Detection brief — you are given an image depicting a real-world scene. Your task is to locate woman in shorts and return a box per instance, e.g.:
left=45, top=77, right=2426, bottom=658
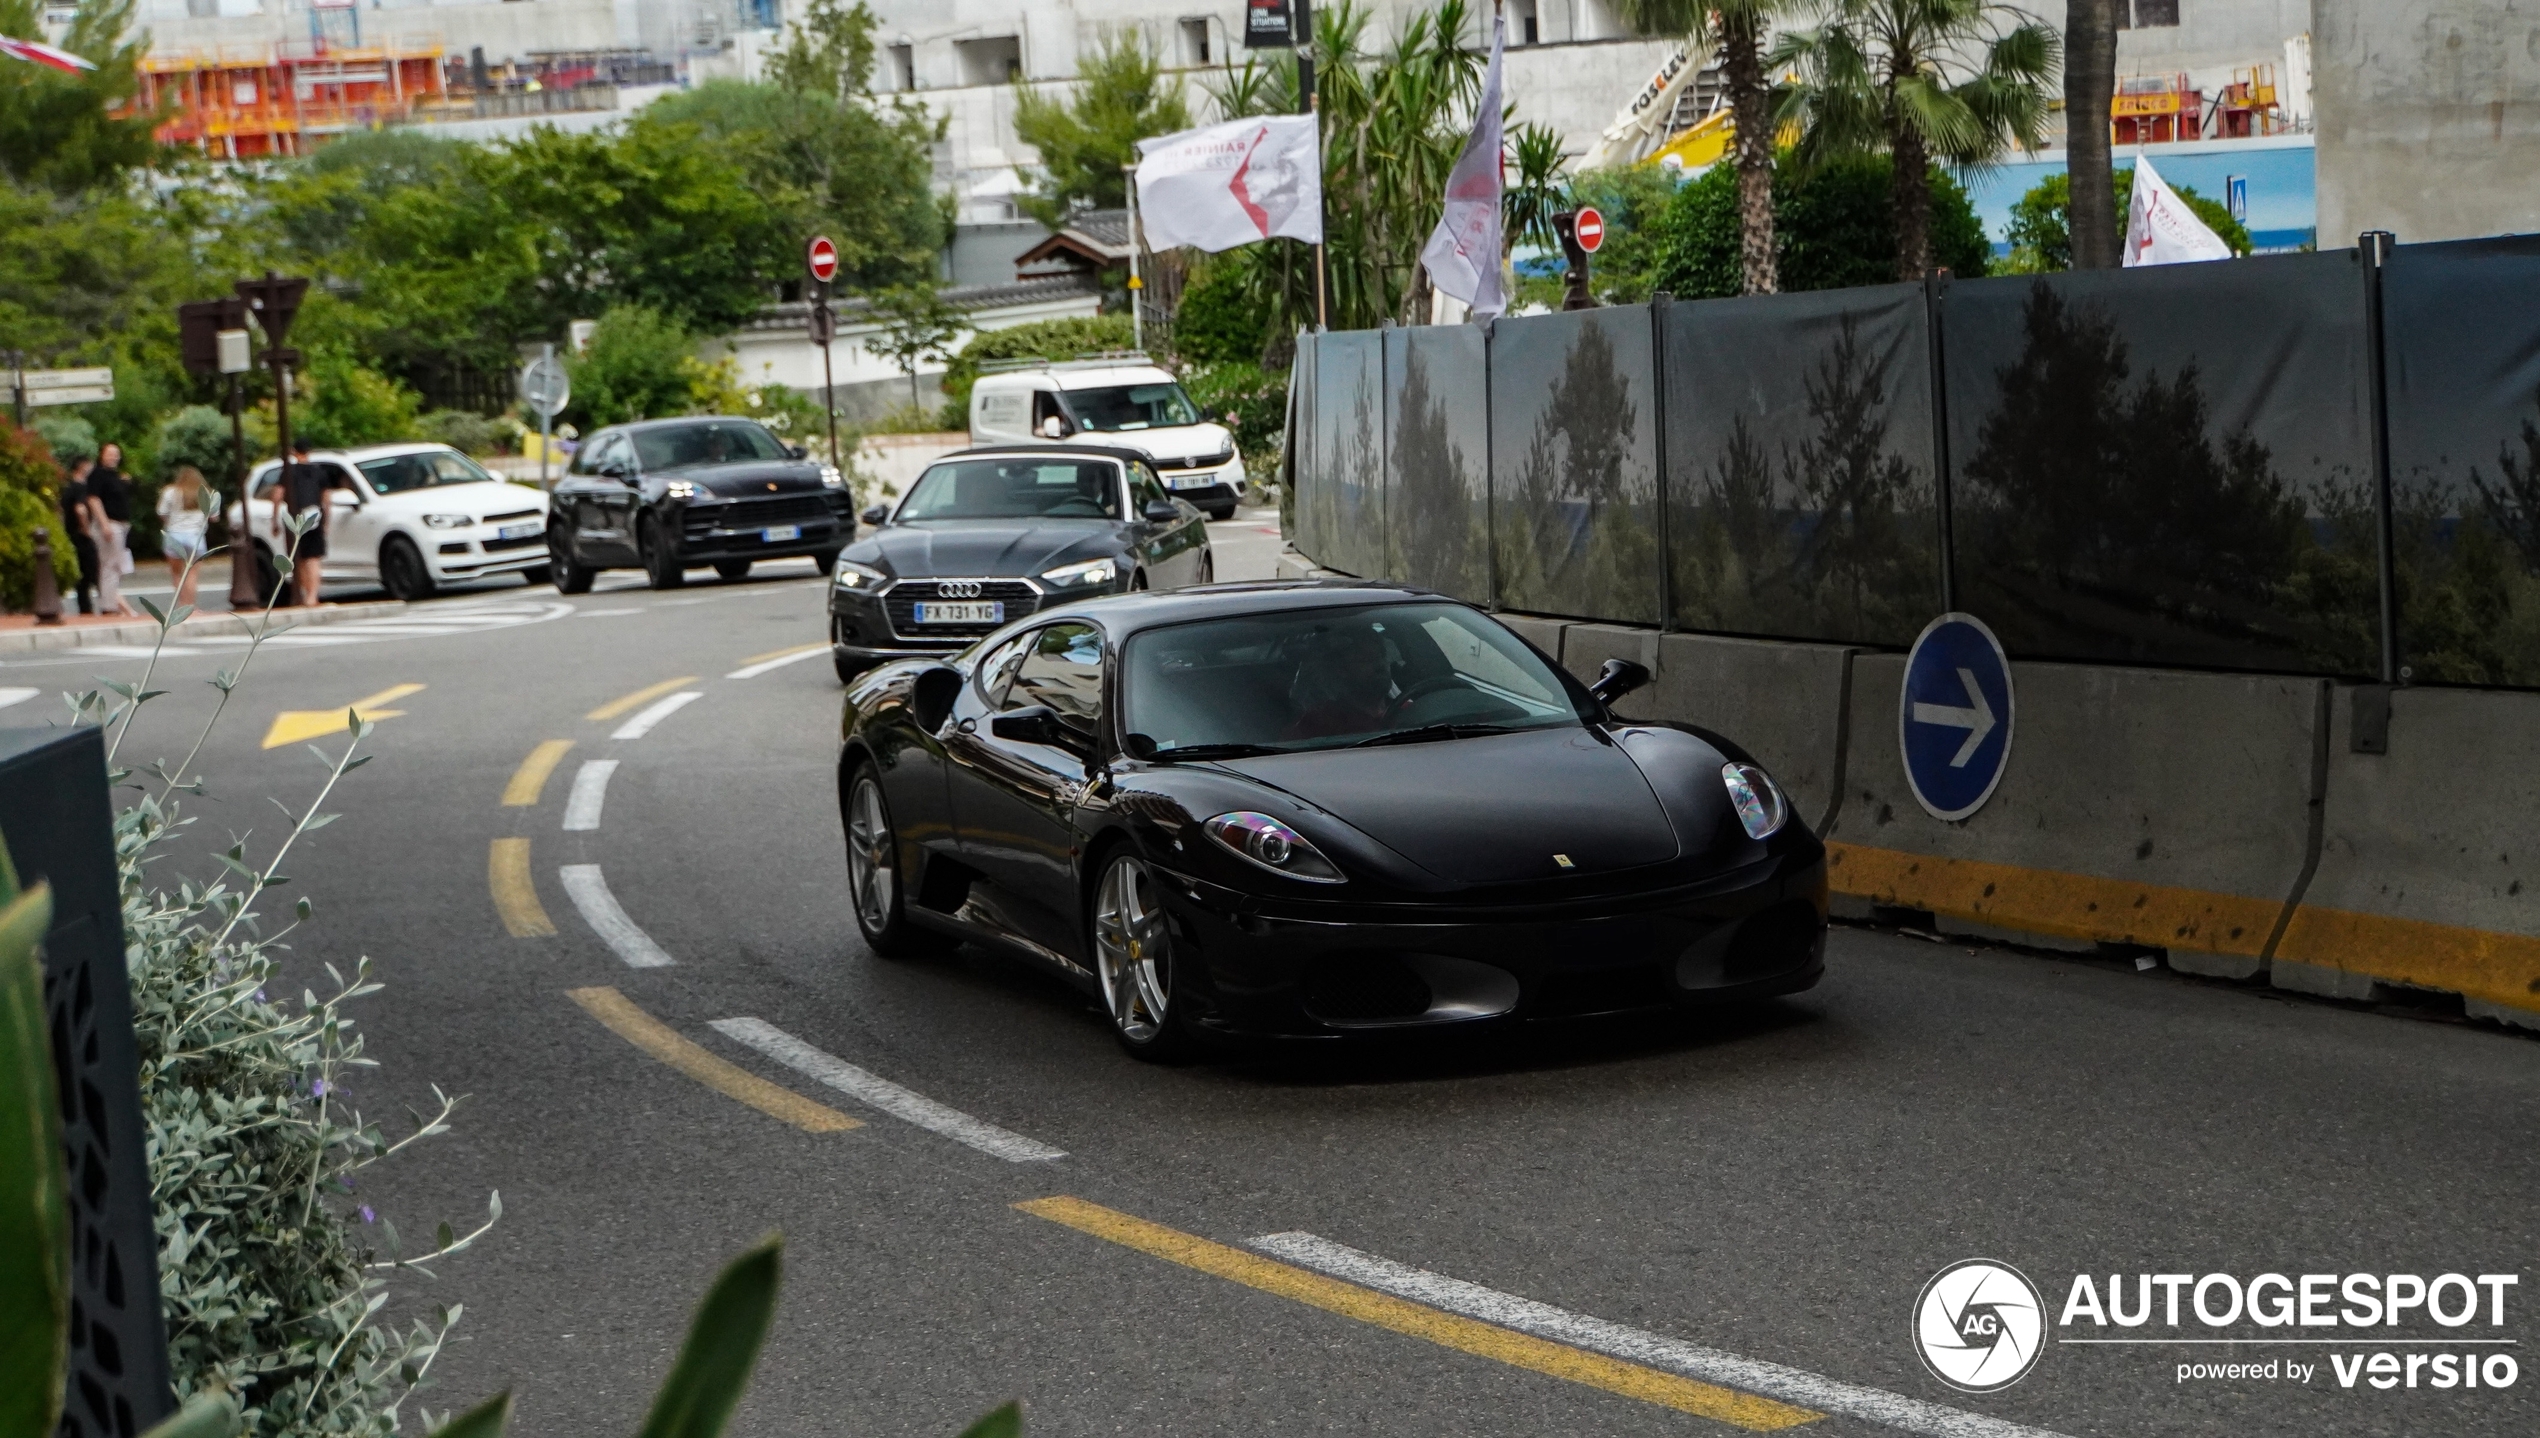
left=158, top=465, right=211, bottom=607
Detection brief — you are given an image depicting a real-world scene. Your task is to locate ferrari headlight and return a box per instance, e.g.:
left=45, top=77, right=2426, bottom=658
left=665, top=480, right=699, bottom=500
left=422, top=513, right=469, bottom=529
left=1040, top=556, right=1118, bottom=589
left=833, top=559, right=885, bottom=590
left=1203, top=811, right=1344, bottom=883
left=1721, top=763, right=1789, bottom=840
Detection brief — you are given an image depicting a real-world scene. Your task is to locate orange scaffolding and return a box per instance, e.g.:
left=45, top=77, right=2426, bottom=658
left=2112, top=73, right=2202, bottom=145
left=132, top=39, right=447, bottom=159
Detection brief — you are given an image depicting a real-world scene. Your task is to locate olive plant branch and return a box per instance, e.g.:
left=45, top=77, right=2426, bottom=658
left=161, top=516, right=312, bottom=799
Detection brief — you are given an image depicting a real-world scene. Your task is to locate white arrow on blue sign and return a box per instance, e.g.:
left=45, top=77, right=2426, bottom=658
left=1898, top=612, right=2015, bottom=822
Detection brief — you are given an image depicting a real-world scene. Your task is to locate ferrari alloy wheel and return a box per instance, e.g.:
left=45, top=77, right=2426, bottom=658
left=1091, top=853, right=1192, bottom=1061
left=846, top=769, right=943, bottom=958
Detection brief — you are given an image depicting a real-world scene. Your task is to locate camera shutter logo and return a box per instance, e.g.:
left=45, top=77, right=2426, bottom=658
left=1914, top=1259, right=2046, bottom=1392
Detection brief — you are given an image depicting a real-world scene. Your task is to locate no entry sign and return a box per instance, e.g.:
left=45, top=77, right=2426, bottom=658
left=806, top=235, right=839, bottom=285
left=1573, top=206, right=1605, bottom=254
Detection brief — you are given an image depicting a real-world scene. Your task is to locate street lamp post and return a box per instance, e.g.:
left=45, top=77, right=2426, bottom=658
left=235, top=272, right=310, bottom=601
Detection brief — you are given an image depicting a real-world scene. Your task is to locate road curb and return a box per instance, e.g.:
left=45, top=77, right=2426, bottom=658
left=0, top=600, right=409, bottom=656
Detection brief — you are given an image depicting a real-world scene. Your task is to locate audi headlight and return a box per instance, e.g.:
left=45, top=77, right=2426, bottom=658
left=1040, top=556, right=1117, bottom=589
left=1721, top=762, right=1789, bottom=840
left=665, top=480, right=699, bottom=500
left=819, top=464, right=845, bottom=489
left=1203, top=811, right=1345, bottom=883
left=422, top=513, right=469, bottom=529
left=833, top=559, right=886, bottom=590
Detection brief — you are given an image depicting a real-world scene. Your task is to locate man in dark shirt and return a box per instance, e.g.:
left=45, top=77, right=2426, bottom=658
left=57, top=455, right=98, bottom=614
left=87, top=441, right=139, bottom=615
left=275, top=438, right=348, bottom=608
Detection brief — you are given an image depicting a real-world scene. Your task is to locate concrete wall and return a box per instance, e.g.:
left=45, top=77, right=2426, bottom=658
left=2314, top=0, right=2540, bottom=243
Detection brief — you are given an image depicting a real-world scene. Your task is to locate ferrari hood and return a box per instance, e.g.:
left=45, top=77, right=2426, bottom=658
left=1221, top=726, right=1680, bottom=884
left=857, top=520, right=1120, bottom=579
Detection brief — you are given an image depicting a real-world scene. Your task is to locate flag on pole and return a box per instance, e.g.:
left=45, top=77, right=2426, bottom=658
left=2122, top=156, right=2233, bottom=267
left=0, top=36, right=97, bottom=72
left=1134, top=115, right=1324, bottom=253
left=1420, top=14, right=1509, bottom=320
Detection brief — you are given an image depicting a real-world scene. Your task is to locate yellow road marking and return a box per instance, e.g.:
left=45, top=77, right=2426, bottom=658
left=1015, top=1197, right=1818, bottom=1430
left=586, top=676, right=700, bottom=722
left=2275, top=904, right=2540, bottom=1014
left=489, top=837, right=555, bottom=937
left=567, top=987, right=860, bottom=1134
left=501, top=739, right=575, bottom=807
left=737, top=643, right=827, bottom=666
left=261, top=682, right=426, bottom=750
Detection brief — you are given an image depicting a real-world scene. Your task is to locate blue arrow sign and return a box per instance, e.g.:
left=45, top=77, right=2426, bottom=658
left=1899, top=613, right=2015, bottom=822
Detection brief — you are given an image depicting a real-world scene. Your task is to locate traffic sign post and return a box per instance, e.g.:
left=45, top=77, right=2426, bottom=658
left=519, top=346, right=570, bottom=488
left=1553, top=209, right=1599, bottom=311
left=1898, top=612, right=2016, bottom=822
left=806, top=236, right=841, bottom=476
left=181, top=295, right=259, bottom=603
left=1573, top=205, right=1605, bottom=253
left=237, top=272, right=311, bottom=598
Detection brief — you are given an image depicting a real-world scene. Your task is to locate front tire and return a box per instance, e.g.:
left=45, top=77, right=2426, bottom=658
left=845, top=766, right=948, bottom=959
left=640, top=515, right=685, bottom=590
left=380, top=535, right=436, bottom=601
left=1090, top=852, right=1197, bottom=1062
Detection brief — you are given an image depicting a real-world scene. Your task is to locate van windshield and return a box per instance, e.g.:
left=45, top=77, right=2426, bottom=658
left=1066, top=382, right=1201, bottom=432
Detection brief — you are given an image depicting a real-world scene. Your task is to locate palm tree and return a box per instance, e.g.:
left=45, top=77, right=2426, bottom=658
left=1773, top=0, right=2058, bottom=281
left=2063, top=0, right=2121, bottom=269
left=1611, top=0, right=1789, bottom=296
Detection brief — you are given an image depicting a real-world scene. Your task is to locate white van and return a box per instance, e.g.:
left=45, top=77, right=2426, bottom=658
left=968, top=355, right=1246, bottom=520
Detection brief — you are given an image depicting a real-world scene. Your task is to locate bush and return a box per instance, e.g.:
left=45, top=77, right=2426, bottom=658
left=1182, top=361, right=1286, bottom=484
left=938, top=315, right=1136, bottom=419
left=1171, top=265, right=1267, bottom=367
left=0, top=422, right=78, bottom=612
left=567, top=305, right=700, bottom=428
left=30, top=414, right=95, bottom=465
left=151, top=405, right=245, bottom=484
left=1649, top=153, right=1991, bottom=298
left=1563, top=163, right=1683, bottom=305
left=415, top=410, right=509, bottom=457
left=295, top=350, right=424, bottom=451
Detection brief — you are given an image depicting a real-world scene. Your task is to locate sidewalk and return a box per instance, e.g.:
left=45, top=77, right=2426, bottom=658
left=0, top=594, right=406, bottom=656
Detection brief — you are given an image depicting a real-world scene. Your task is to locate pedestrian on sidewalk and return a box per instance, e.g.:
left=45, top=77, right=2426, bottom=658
left=159, top=463, right=211, bottom=608
left=57, top=454, right=99, bottom=614
left=86, top=441, right=139, bottom=617
left=275, top=438, right=346, bottom=608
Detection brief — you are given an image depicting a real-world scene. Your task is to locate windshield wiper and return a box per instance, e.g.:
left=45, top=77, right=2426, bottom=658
left=1351, top=723, right=1519, bottom=748
left=1144, top=742, right=1292, bottom=760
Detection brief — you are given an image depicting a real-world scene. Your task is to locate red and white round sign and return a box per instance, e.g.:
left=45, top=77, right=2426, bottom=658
left=1573, top=206, right=1605, bottom=254
left=806, top=235, right=839, bottom=284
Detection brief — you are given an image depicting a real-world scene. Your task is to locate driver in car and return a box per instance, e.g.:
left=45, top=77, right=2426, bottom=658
left=1286, top=625, right=1401, bottom=740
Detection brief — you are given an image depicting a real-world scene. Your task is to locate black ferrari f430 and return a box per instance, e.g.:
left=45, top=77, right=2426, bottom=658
left=836, top=581, right=1828, bottom=1059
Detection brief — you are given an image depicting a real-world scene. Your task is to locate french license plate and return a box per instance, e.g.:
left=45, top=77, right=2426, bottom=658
left=1168, top=472, right=1215, bottom=490
left=497, top=522, right=541, bottom=541
left=914, top=601, right=1003, bottom=625
left=761, top=524, right=801, bottom=542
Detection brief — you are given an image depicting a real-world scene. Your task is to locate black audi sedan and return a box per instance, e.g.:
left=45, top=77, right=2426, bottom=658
left=826, top=444, right=1212, bottom=683
left=835, top=581, right=1827, bottom=1061
left=547, top=416, right=854, bottom=591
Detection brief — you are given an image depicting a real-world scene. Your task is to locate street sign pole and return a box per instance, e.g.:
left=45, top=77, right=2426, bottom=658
left=225, top=374, right=254, bottom=607
left=1125, top=162, right=1145, bottom=352
left=539, top=342, right=555, bottom=488
left=237, top=271, right=311, bottom=597
left=805, top=236, right=843, bottom=475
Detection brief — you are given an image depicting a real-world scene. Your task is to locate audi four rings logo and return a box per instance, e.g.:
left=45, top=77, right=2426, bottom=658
left=936, top=581, right=983, bottom=599
left=1915, top=1259, right=2047, bottom=1392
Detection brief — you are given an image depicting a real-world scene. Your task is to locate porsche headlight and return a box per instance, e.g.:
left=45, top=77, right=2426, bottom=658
left=422, top=513, right=470, bottom=529
left=833, top=559, right=886, bottom=590
left=819, top=464, right=846, bottom=489
left=1721, top=763, right=1789, bottom=840
left=1040, top=556, right=1118, bottom=589
left=665, top=480, right=699, bottom=500
left=1203, top=811, right=1344, bottom=883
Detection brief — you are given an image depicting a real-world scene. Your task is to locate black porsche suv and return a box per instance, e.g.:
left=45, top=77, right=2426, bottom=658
left=547, top=416, right=854, bottom=591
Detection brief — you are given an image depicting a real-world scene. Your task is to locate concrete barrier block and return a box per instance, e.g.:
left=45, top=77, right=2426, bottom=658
left=1554, top=623, right=1664, bottom=718
left=1615, top=631, right=1854, bottom=837
left=2273, top=686, right=2540, bottom=1020
left=1827, top=656, right=2327, bottom=962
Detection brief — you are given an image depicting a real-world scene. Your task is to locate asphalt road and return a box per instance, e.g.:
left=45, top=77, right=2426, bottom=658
left=8, top=512, right=2534, bottom=1438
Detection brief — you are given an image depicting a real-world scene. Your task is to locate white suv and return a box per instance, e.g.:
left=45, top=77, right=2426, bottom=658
left=968, top=357, right=1246, bottom=520
left=228, top=443, right=552, bottom=600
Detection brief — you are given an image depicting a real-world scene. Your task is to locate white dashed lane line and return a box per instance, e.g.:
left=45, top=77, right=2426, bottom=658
left=0, top=687, right=38, bottom=711
left=611, top=690, right=701, bottom=740
left=562, top=759, right=618, bottom=832
left=1246, top=1234, right=2076, bottom=1438
left=724, top=645, right=830, bottom=679
left=709, top=1018, right=1066, bottom=1163
left=559, top=864, right=675, bottom=968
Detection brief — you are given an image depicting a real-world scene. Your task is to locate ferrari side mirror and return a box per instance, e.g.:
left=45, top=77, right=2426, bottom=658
left=859, top=503, right=890, bottom=527
left=910, top=665, right=963, bottom=734
left=1590, top=658, right=1651, bottom=707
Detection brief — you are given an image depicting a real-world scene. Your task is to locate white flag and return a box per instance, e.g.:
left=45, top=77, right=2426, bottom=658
left=1134, top=115, right=1324, bottom=252
left=1421, top=15, right=1508, bottom=320
left=2121, top=156, right=2233, bottom=267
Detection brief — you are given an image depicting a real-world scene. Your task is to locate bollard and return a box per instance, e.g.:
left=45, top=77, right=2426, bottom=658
left=30, top=525, right=63, bottom=625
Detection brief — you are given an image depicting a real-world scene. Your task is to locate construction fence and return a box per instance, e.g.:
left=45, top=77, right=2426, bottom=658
left=1286, top=233, right=2540, bottom=691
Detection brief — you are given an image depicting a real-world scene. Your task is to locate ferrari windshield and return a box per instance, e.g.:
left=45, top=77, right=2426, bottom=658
left=899, top=458, right=1122, bottom=520
left=1066, top=382, right=1200, bottom=432
left=1121, top=602, right=1584, bottom=755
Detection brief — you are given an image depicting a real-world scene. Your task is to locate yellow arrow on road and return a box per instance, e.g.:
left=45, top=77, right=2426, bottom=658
left=262, top=683, right=426, bottom=749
